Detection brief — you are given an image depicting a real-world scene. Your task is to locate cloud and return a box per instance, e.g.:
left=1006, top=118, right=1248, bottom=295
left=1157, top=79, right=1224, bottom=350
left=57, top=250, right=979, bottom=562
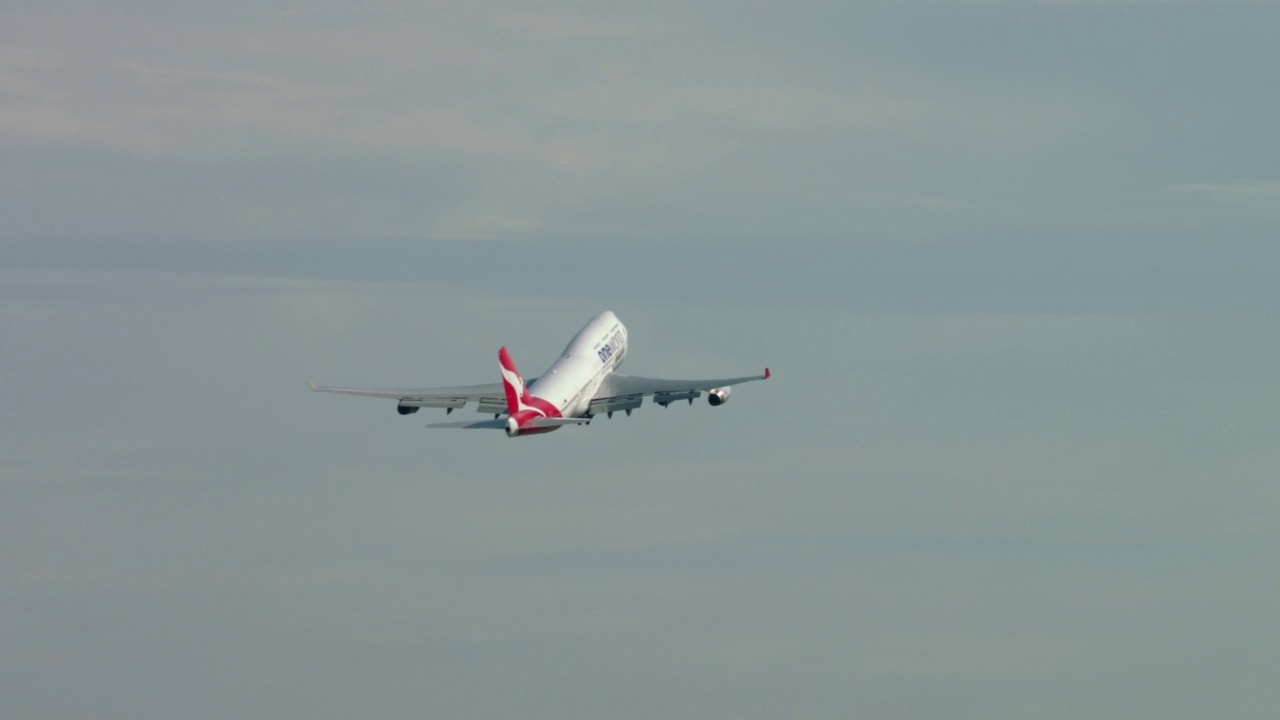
left=1, top=2, right=1122, bottom=240
left=3, top=3, right=1279, bottom=717
left=494, top=12, right=680, bottom=41
left=1173, top=179, right=1280, bottom=206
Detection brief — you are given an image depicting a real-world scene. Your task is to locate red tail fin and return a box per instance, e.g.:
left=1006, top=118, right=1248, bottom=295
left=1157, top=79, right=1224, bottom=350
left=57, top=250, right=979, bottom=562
left=498, top=346, right=526, bottom=416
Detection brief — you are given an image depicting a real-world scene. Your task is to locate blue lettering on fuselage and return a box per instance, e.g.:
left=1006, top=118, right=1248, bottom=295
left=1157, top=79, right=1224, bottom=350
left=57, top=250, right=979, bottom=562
left=597, top=329, right=625, bottom=364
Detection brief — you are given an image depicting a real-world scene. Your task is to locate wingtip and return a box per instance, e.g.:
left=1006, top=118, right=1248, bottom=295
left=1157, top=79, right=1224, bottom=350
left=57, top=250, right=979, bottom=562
left=764, top=367, right=771, bottom=380
left=306, top=380, right=318, bottom=392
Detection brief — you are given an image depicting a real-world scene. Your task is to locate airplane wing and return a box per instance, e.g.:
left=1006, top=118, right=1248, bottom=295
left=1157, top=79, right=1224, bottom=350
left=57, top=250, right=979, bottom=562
left=590, top=368, right=770, bottom=412
left=425, top=416, right=591, bottom=430
left=307, top=380, right=524, bottom=415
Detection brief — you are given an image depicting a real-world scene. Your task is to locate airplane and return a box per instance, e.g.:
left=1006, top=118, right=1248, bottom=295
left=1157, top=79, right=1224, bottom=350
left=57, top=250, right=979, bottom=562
left=308, top=311, right=770, bottom=437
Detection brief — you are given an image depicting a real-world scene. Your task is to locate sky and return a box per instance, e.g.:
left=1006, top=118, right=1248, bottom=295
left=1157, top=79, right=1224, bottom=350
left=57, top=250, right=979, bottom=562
left=2, top=2, right=1279, bottom=719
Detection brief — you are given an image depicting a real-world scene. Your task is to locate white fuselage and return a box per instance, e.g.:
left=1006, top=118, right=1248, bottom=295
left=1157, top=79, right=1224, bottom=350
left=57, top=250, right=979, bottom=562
left=526, top=311, right=628, bottom=418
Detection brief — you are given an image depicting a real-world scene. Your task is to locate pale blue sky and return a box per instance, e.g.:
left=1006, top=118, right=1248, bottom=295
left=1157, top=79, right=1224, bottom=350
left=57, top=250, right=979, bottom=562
left=2, top=2, right=1278, bottom=719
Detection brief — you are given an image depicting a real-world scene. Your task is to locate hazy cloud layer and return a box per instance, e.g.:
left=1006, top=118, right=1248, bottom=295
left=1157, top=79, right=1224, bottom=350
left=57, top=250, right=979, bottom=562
left=2, top=2, right=1278, bottom=719
left=2, top=1, right=1276, bottom=239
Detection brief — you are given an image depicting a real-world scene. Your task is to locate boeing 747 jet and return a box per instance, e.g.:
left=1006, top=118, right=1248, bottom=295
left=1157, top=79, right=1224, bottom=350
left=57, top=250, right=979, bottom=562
left=309, top=311, right=770, bottom=437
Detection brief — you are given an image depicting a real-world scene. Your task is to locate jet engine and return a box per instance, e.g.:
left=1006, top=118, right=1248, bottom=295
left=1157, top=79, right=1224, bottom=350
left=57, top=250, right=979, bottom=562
left=707, top=387, right=732, bottom=406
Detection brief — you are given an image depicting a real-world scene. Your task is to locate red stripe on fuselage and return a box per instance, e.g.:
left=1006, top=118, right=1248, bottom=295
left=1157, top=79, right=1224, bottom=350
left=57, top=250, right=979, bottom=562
left=508, top=408, right=560, bottom=436
left=523, top=395, right=561, bottom=418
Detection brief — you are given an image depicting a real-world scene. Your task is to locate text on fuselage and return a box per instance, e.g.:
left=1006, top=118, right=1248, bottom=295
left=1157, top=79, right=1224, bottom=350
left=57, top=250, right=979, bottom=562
left=597, top=329, right=625, bottom=364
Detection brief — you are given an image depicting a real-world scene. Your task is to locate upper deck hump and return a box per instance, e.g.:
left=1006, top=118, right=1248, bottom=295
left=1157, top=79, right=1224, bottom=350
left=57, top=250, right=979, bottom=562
left=562, top=310, right=623, bottom=357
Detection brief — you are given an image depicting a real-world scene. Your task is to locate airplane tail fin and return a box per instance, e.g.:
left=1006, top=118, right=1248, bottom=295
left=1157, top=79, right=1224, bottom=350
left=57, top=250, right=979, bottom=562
left=498, top=346, right=527, bottom=416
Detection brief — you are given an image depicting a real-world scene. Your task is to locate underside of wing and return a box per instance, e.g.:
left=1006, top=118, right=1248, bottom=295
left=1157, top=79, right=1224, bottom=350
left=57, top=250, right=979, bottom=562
left=307, top=380, right=517, bottom=415
left=593, top=369, right=769, bottom=399
left=589, top=368, right=770, bottom=413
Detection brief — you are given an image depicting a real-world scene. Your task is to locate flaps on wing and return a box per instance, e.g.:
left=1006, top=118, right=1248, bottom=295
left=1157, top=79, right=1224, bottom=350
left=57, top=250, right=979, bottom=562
left=476, top=397, right=508, bottom=415
left=398, top=397, right=467, bottom=409
left=588, top=394, right=643, bottom=416
left=653, top=390, right=700, bottom=407
left=591, top=369, right=770, bottom=402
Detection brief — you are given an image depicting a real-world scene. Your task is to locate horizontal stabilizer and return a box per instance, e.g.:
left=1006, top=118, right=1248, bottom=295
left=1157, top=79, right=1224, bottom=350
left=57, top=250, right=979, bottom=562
left=526, top=417, right=591, bottom=428
left=425, top=416, right=590, bottom=430
left=425, top=418, right=508, bottom=430
left=307, top=379, right=511, bottom=405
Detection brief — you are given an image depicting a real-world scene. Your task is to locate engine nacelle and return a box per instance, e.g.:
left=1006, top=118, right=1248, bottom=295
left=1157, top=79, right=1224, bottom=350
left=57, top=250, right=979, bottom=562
left=707, top=386, right=732, bottom=407
left=397, top=403, right=420, bottom=416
